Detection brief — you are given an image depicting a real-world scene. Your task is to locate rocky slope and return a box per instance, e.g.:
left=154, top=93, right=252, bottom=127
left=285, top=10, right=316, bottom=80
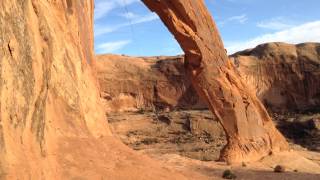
left=231, top=42, right=320, bottom=112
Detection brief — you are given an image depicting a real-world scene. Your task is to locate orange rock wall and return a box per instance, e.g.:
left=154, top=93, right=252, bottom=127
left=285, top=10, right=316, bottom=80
left=232, top=42, right=320, bottom=112
left=0, top=1, right=203, bottom=179
left=95, top=55, right=207, bottom=112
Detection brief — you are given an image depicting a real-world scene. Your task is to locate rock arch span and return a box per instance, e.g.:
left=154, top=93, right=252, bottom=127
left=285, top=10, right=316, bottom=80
left=142, top=0, right=288, bottom=163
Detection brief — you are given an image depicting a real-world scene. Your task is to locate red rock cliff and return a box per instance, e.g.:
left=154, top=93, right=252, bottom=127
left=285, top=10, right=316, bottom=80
left=232, top=42, right=320, bottom=112
left=95, top=54, right=207, bottom=112
left=96, top=42, right=320, bottom=113
left=0, top=1, right=205, bottom=179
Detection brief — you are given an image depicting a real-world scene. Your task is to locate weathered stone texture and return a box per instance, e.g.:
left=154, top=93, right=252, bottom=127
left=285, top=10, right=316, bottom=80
left=143, top=0, right=289, bottom=163
left=0, top=1, right=199, bottom=179
left=232, top=42, right=320, bottom=112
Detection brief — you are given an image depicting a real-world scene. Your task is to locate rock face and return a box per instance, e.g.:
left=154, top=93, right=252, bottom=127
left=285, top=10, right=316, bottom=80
left=0, top=1, right=205, bottom=179
left=96, top=42, right=320, bottom=114
left=0, top=0, right=108, bottom=178
left=95, top=54, right=206, bottom=112
left=232, top=42, right=320, bottom=112
left=142, top=0, right=288, bottom=163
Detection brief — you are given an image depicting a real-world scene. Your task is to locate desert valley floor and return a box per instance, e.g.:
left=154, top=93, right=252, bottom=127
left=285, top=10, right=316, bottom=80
left=107, top=109, right=320, bottom=179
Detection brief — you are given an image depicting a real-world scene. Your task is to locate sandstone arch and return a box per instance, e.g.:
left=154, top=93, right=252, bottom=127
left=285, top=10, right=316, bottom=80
left=0, top=0, right=291, bottom=178
left=142, top=0, right=289, bottom=163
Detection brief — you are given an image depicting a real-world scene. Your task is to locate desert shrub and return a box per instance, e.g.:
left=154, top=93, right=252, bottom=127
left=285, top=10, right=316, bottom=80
left=274, top=165, right=286, bottom=173
left=222, top=169, right=237, bottom=179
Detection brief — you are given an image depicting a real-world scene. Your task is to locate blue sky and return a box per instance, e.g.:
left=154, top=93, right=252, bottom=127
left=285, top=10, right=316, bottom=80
left=94, top=0, right=320, bottom=56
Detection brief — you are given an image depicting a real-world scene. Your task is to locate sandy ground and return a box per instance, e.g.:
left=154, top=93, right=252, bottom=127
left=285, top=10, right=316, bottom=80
left=108, top=110, right=320, bottom=179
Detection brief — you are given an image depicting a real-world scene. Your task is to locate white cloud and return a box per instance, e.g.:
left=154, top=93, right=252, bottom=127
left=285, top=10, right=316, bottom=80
left=219, top=14, right=248, bottom=26
left=94, top=1, right=115, bottom=20
left=225, top=21, right=320, bottom=54
left=121, top=0, right=140, bottom=5
left=228, top=14, right=248, bottom=24
left=96, top=40, right=131, bottom=53
left=120, top=12, right=139, bottom=19
left=94, top=0, right=140, bottom=20
left=257, top=17, right=294, bottom=30
left=95, top=13, right=159, bottom=36
left=130, top=13, right=159, bottom=24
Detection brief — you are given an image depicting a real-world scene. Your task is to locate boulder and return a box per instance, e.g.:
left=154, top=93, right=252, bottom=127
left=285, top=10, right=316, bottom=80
left=309, top=118, right=320, bottom=131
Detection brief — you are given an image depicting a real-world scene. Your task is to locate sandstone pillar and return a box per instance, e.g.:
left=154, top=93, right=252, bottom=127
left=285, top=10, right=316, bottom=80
left=142, top=0, right=289, bottom=163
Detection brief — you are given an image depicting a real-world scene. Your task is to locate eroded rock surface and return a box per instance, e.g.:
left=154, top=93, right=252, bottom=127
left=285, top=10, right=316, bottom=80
left=0, top=1, right=206, bottom=179
left=232, top=42, right=320, bottom=112
left=0, top=1, right=109, bottom=178
left=96, top=43, right=320, bottom=114
left=142, top=0, right=288, bottom=163
left=95, top=54, right=206, bottom=112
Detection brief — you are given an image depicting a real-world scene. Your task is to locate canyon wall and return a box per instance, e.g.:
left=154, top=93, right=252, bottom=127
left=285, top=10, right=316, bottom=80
left=232, top=42, right=320, bottom=112
left=0, top=1, right=200, bottom=179
left=96, top=43, right=320, bottom=114
left=0, top=0, right=109, bottom=178
left=95, top=55, right=206, bottom=112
